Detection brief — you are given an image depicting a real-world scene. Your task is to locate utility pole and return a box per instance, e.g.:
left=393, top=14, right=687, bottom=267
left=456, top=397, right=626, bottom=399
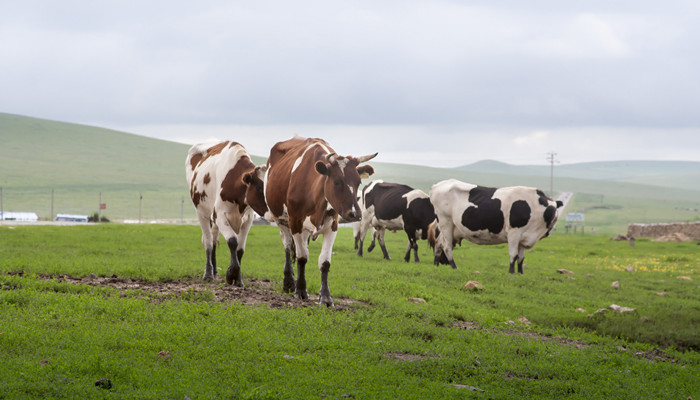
left=139, top=192, right=143, bottom=224
left=547, top=152, right=558, bottom=196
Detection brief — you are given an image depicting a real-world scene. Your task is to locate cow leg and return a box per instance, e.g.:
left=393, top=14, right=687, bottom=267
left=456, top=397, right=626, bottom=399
left=507, top=236, right=521, bottom=274
left=404, top=231, right=420, bottom=263
left=278, top=225, right=296, bottom=293
left=197, top=213, right=218, bottom=281
left=413, top=240, right=420, bottom=263
left=292, top=230, right=311, bottom=300
left=224, top=236, right=242, bottom=286
left=235, top=209, right=255, bottom=268
left=517, top=246, right=526, bottom=274
left=215, top=209, right=245, bottom=286
left=318, top=228, right=337, bottom=307
left=367, top=229, right=377, bottom=253
left=376, top=229, right=391, bottom=260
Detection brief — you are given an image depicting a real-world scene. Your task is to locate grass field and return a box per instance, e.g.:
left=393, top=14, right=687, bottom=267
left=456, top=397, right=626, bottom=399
left=1, top=224, right=698, bottom=399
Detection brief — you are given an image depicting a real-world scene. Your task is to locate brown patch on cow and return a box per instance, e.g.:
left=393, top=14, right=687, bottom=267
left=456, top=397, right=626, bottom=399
left=206, top=141, right=229, bottom=157
left=189, top=153, right=203, bottom=171
left=203, top=173, right=211, bottom=185
left=220, top=156, right=256, bottom=207
left=228, top=141, right=241, bottom=149
left=27, top=273, right=365, bottom=310
left=191, top=190, right=206, bottom=208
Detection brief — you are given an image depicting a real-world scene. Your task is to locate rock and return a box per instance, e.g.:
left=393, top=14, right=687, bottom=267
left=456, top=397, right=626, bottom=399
left=449, top=384, right=484, bottom=392
left=609, top=304, right=636, bottom=313
left=157, top=350, right=170, bottom=359
left=611, top=235, right=628, bottom=241
left=677, top=276, right=692, bottom=281
left=575, top=308, right=586, bottom=313
left=407, top=297, right=427, bottom=304
left=656, top=292, right=667, bottom=297
left=625, top=266, right=635, bottom=272
left=556, top=269, right=574, bottom=275
left=517, top=316, right=531, bottom=325
left=283, top=355, right=294, bottom=360
left=95, top=378, right=112, bottom=390
left=463, top=281, right=483, bottom=291
left=611, top=281, right=620, bottom=289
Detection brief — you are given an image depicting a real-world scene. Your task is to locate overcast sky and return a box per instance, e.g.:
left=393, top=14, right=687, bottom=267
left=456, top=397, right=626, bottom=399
left=2, top=1, right=699, bottom=167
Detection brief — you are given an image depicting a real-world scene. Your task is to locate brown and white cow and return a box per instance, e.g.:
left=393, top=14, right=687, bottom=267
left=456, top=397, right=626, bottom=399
left=186, top=140, right=268, bottom=285
left=356, top=180, right=436, bottom=262
left=264, top=135, right=376, bottom=306
left=428, top=179, right=563, bottom=273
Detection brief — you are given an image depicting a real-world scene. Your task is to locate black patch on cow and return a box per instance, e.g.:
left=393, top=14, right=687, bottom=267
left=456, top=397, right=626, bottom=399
left=366, top=183, right=411, bottom=221
left=509, top=200, right=531, bottom=228
left=461, top=186, right=504, bottom=234
left=536, top=190, right=550, bottom=207
left=543, top=205, right=557, bottom=228
left=405, top=197, right=436, bottom=239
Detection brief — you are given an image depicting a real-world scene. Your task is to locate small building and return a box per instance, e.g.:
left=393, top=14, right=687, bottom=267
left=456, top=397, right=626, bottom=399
left=0, top=211, right=39, bottom=221
left=56, top=214, right=89, bottom=223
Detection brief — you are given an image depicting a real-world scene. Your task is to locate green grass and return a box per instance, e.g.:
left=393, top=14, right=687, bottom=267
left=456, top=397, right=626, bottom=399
left=1, top=224, right=699, bottom=399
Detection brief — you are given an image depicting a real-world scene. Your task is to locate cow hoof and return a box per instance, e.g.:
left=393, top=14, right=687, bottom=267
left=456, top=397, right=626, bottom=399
left=203, top=274, right=215, bottom=282
left=295, top=290, right=309, bottom=300
left=319, top=296, right=334, bottom=307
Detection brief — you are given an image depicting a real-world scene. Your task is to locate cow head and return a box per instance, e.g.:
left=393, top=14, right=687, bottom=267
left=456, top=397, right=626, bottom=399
left=315, top=152, right=377, bottom=222
left=242, top=165, right=268, bottom=217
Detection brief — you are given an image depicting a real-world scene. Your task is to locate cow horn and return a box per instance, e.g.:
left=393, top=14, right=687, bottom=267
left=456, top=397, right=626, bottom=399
left=326, top=153, right=337, bottom=164
left=354, top=152, right=378, bottom=163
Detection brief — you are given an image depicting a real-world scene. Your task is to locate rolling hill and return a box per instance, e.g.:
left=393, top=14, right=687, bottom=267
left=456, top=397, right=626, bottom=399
left=1, top=112, right=698, bottom=233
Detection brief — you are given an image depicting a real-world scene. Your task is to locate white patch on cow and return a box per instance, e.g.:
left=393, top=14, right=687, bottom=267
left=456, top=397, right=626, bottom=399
left=402, top=189, right=429, bottom=209
left=336, top=157, right=348, bottom=176
left=373, top=215, right=403, bottom=231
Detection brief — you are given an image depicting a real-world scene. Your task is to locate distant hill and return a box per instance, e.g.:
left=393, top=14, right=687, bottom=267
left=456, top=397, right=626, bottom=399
left=457, top=160, right=700, bottom=190
left=1, top=112, right=698, bottom=233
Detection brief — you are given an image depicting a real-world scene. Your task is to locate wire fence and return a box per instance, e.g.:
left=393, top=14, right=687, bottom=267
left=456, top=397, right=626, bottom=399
left=0, top=186, right=198, bottom=224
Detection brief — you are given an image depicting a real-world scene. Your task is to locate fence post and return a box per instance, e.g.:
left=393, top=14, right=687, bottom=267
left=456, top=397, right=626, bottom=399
left=139, top=192, right=143, bottom=224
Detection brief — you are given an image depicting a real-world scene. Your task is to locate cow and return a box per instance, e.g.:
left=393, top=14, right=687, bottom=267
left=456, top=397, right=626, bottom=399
left=428, top=178, right=563, bottom=273
left=264, top=135, right=376, bottom=306
left=356, top=180, right=436, bottom=262
left=186, top=140, right=268, bottom=285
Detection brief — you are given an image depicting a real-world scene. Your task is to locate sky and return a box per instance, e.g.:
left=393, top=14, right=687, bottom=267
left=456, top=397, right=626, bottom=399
left=2, top=1, right=699, bottom=167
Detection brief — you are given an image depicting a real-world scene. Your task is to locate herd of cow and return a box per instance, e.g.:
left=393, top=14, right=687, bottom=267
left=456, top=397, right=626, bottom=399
left=186, top=136, right=564, bottom=306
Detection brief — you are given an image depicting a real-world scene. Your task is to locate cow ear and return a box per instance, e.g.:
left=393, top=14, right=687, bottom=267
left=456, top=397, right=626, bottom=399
left=556, top=200, right=564, bottom=208
left=242, top=172, right=254, bottom=185
left=357, top=165, right=374, bottom=179
left=315, top=161, right=330, bottom=175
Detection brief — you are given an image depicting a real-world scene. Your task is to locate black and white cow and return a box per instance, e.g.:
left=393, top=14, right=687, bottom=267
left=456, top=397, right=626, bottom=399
left=428, top=178, right=563, bottom=273
left=357, top=180, right=436, bottom=262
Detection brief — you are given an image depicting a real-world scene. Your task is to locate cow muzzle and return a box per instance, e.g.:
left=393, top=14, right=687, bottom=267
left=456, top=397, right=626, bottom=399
left=344, top=210, right=361, bottom=222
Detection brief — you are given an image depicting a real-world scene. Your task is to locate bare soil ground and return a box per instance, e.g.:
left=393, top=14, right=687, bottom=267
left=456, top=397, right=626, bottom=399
left=23, top=272, right=364, bottom=310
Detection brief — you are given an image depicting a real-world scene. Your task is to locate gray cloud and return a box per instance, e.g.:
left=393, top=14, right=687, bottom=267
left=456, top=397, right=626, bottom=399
left=1, top=1, right=699, bottom=165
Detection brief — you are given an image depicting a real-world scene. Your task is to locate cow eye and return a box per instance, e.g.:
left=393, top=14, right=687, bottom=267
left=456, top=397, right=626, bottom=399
left=334, top=179, right=341, bottom=187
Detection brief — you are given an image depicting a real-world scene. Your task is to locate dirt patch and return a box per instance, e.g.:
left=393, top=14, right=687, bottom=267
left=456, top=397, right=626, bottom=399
left=500, top=330, right=588, bottom=350
left=452, top=321, right=479, bottom=330
left=383, top=352, right=435, bottom=362
left=30, top=273, right=364, bottom=311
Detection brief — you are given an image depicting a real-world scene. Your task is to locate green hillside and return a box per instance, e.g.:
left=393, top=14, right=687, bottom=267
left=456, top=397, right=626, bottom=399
left=1, top=113, right=698, bottom=233
left=457, top=159, right=700, bottom=190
